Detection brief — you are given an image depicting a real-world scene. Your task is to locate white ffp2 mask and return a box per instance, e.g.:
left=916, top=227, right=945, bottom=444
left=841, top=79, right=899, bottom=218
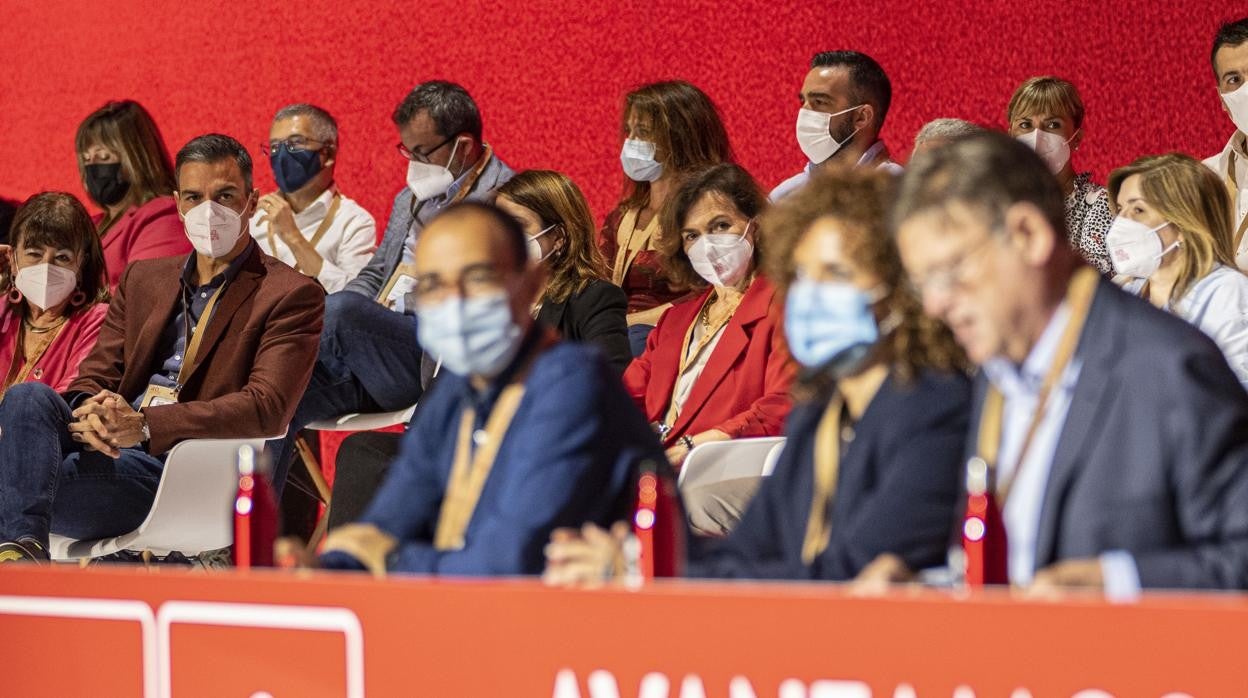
left=406, top=139, right=462, bottom=201
left=687, top=222, right=755, bottom=287
left=1016, top=129, right=1076, bottom=175
left=183, top=199, right=246, bottom=258
left=14, top=263, right=78, bottom=311
left=1106, top=216, right=1179, bottom=278
left=1221, top=86, right=1248, bottom=136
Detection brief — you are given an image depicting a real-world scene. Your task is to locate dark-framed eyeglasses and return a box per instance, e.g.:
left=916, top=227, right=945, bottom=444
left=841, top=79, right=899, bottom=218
left=263, top=136, right=328, bottom=156
left=396, top=136, right=455, bottom=164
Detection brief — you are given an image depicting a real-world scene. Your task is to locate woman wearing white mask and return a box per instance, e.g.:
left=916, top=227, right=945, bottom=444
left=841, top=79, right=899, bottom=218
left=622, top=164, right=795, bottom=534
left=1106, top=154, right=1248, bottom=386
left=1007, top=76, right=1113, bottom=274
left=0, top=193, right=110, bottom=396
left=599, top=81, right=734, bottom=356
left=544, top=170, right=971, bottom=583
left=494, top=170, right=630, bottom=375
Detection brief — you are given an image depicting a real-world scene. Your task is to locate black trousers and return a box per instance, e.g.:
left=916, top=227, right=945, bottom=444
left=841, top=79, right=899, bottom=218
left=326, top=431, right=404, bottom=531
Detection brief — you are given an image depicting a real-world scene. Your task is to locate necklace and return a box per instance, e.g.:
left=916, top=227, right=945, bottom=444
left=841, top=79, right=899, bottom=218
left=23, top=315, right=68, bottom=334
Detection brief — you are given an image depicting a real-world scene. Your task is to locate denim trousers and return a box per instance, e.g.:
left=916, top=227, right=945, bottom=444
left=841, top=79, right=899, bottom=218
left=0, top=382, right=163, bottom=547
left=267, top=290, right=426, bottom=498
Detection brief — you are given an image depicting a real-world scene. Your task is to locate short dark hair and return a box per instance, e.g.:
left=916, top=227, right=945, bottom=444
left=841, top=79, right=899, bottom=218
left=436, top=201, right=528, bottom=271
left=892, top=131, right=1066, bottom=241
left=657, top=163, right=769, bottom=290
left=810, top=51, right=892, bottom=128
left=1213, top=18, right=1248, bottom=75
left=175, top=134, right=253, bottom=191
left=10, top=192, right=110, bottom=311
left=392, top=81, right=483, bottom=142
left=273, top=103, right=338, bottom=144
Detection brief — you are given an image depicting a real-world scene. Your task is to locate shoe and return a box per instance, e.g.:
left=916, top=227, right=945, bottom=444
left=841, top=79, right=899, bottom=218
left=0, top=538, right=49, bottom=564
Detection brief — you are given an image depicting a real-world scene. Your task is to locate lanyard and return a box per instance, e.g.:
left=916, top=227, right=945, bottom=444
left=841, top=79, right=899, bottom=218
left=175, top=284, right=227, bottom=389
left=267, top=193, right=342, bottom=264
left=2, top=320, right=67, bottom=395
left=661, top=291, right=741, bottom=426
left=975, top=266, right=1099, bottom=505
left=611, top=207, right=660, bottom=287
left=801, top=394, right=846, bottom=565
left=1224, top=150, right=1248, bottom=255
left=432, top=383, right=527, bottom=551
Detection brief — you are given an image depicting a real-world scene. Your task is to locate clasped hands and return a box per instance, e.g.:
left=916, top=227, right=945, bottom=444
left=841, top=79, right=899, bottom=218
left=67, top=390, right=147, bottom=458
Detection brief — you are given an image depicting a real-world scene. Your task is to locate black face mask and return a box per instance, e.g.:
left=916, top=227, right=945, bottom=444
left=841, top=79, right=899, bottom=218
left=84, top=163, right=129, bottom=207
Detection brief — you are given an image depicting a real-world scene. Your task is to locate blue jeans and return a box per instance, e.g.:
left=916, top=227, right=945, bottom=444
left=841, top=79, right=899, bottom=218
left=267, top=291, right=426, bottom=497
left=628, top=324, right=655, bottom=358
left=0, top=382, right=163, bottom=547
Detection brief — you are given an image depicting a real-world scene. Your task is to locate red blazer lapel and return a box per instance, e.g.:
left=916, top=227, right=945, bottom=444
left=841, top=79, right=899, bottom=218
left=668, top=277, right=775, bottom=437
left=644, top=289, right=710, bottom=421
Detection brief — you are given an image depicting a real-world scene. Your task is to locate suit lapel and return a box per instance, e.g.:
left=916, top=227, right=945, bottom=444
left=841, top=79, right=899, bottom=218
left=538, top=299, right=569, bottom=337
left=1032, top=281, right=1121, bottom=569
left=127, top=264, right=184, bottom=394
left=180, top=248, right=264, bottom=383
left=669, top=279, right=773, bottom=436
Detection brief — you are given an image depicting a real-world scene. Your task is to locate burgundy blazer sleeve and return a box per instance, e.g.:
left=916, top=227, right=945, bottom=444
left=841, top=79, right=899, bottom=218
left=141, top=277, right=323, bottom=454
left=68, top=266, right=133, bottom=396
left=598, top=207, right=623, bottom=265
left=709, top=308, right=797, bottom=439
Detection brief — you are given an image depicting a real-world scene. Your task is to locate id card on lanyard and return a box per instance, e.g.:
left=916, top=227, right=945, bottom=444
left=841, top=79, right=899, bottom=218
left=138, top=283, right=227, bottom=408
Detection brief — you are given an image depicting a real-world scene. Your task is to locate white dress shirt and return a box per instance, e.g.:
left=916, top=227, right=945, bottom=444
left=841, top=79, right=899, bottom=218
left=1203, top=132, right=1248, bottom=271
left=769, top=140, right=903, bottom=201
left=249, top=187, right=376, bottom=293
left=1121, top=265, right=1248, bottom=387
left=981, top=302, right=1140, bottom=598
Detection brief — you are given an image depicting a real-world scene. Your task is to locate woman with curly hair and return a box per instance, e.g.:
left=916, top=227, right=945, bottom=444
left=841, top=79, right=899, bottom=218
left=545, top=167, right=973, bottom=583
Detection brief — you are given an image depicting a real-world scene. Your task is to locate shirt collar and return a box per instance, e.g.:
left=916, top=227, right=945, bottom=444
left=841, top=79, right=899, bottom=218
left=179, top=238, right=255, bottom=291
left=981, top=300, right=1073, bottom=398
left=293, top=187, right=336, bottom=226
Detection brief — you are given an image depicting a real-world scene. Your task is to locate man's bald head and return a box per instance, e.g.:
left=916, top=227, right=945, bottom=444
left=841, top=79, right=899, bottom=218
left=417, top=202, right=528, bottom=273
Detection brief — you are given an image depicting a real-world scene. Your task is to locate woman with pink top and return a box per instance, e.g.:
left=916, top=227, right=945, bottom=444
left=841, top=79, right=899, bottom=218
left=0, top=193, right=110, bottom=394
left=75, top=100, right=190, bottom=289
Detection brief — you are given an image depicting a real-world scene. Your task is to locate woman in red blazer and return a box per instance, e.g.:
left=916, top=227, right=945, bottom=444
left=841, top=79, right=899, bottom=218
left=623, top=163, right=795, bottom=473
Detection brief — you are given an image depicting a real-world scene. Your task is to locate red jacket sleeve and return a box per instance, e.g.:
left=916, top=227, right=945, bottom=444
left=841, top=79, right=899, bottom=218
left=710, top=315, right=796, bottom=439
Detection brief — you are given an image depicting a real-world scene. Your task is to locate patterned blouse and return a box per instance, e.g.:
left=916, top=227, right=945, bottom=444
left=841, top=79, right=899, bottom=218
left=1066, top=173, right=1113, bottom=274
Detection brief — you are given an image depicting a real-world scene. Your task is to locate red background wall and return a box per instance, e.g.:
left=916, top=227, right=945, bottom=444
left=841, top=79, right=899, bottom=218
left=0, top=0, right=1241, bottom=227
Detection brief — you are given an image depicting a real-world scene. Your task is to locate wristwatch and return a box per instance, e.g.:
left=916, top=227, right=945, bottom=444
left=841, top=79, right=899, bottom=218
left=140, top=417, right=151, bottom=444
left=681, top=435, right=695, bottom=452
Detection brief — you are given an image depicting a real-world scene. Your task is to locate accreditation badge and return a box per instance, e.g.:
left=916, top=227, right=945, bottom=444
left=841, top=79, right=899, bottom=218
left=139, top=384, right=179, bottom=408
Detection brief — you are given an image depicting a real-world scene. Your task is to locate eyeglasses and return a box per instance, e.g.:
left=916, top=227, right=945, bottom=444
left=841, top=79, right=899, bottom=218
left=396, top=136, right=454, bottom=164
left=908, top=234, right=998, bottom=297
left=409, top=264, right=511, bottom=308
left=263, top=136, right=328, bottom=156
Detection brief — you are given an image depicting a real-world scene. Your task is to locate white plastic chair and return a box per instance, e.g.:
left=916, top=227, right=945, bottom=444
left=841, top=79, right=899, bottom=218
left=677, top=437, right=787, bottom=491
left=48, top=434, right=281, bottom=561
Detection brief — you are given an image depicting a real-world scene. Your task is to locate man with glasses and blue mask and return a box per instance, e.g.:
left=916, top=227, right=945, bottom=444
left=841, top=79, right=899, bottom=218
left=268, top=82, right=514, bottom=502
left=856, top=131, right=1248, bottom=595
left=250, top=103, right=377, bottom=294
left=319, top=202, right=658, bottom=576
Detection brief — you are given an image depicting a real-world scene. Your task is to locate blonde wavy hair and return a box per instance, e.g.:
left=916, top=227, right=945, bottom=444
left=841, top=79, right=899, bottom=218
left=1107, top=153, right=1236, bottom=306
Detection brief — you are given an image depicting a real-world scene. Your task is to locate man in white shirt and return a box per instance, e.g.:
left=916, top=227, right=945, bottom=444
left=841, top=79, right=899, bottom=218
left=1203, top=17, right=1248, bottom=271
left=770, top=50, right=903, bottom=201
left=252, top=104, right=377, bottom=293
left=860, top=131, right=1248, bottom=595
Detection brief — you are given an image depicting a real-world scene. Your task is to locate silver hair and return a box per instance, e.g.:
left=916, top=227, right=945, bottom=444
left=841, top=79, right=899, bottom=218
left=272, top=103, right=338, bottom=144
left=913, top=118, right=982, bottom=148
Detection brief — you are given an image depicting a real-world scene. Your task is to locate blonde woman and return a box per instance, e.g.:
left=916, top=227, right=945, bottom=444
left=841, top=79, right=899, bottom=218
left=1106, top=153, right=1248, bottom=386
left=1007, top=76, right=1113, bottom=273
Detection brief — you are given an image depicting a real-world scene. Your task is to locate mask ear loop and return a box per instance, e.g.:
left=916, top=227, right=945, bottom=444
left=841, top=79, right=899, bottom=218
left=866, top=283, right=903, bottom=336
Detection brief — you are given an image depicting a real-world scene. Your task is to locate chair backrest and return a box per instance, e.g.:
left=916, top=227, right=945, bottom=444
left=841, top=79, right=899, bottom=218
left=107, top=436, right=273, bottom=556
left=677, top=437, right=787, bottom=490
left=761, top=440, right=787, bottom=478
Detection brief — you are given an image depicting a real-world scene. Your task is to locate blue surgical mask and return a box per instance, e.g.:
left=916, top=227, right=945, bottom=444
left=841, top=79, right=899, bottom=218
left=784, top=278, right=880, bottom=370
left=271, top=144, right=323, bottom=193
left=416, top=291, right=523, bottom=378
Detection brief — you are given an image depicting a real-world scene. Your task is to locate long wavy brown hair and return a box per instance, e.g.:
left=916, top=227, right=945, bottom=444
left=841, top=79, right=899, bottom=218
left=617, top=81, right=734, bottom=212
left=496, top=170, right=610, bottom=304
left=762, top=167, right=969, bottom=384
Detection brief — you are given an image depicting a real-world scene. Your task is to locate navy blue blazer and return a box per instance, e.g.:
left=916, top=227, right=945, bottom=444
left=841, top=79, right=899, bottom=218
left=325, top=339, right=663, bottom=576
left=690, top=368, right=971, bottom=581
left=966, top=278, right=1248, bottom=589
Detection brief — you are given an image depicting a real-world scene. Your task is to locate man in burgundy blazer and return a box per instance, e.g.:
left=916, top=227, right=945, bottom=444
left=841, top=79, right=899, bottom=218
left=0, top=134, right=323, bottom=563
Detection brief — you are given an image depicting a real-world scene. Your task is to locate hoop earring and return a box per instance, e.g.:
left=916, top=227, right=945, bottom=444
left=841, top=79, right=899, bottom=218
left=70, top=290, right=87, bottom=307
left=7, top=288, right=22, bottom=304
